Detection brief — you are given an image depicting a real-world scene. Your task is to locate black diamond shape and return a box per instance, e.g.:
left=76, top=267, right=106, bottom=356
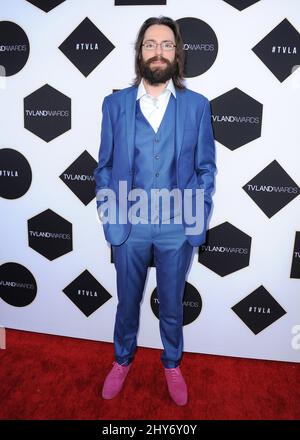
left=291, top=231, right=300, bottom=279
left=199, top=222, right=251, bottom=276
left=26, top=0, right=65, bottom=12
left=252, top=19, right=300, bottom=82
left=63, top=270, right=112, bottom=317
left=223, top=0, right=260, bottom=11
left=243, top=160, right=299, bottom=218
left=59, top=150, right=97, bottom=205
left=232, top=286, right=286, bottom=335
left=59, top=17, right=115, bottom=77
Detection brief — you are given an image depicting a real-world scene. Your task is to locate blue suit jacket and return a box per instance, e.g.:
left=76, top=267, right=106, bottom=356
left=94, top=85, right=216, bottom=247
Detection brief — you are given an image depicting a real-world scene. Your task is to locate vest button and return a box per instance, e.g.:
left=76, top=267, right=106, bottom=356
left=155, top=172, right=159, bottom=177
left=155, top=138, right=159, bottom=142
left=155, top=155, right=160, bottom=160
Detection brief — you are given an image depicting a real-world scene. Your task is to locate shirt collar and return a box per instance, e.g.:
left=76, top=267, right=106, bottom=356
left=137, top=78, right=176, bottom=100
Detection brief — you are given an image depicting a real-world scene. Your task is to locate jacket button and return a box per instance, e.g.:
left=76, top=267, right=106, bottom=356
left=155, top=172, right=159, bottom=177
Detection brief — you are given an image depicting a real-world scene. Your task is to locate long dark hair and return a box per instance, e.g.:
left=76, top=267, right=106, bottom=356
left=132, top=16, right=185, bottom=89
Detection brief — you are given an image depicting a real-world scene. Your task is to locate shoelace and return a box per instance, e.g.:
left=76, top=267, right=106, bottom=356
left=112, top=362, right=126, bottom=376
left=168, top=368, right=181, bottom=382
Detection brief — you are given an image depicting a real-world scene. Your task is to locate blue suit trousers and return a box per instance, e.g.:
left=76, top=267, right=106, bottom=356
left=112, top=221, right=194, bottom=368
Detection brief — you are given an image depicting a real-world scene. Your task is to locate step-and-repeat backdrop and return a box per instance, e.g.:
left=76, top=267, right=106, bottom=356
left=1, top=0, right=299, bottom=362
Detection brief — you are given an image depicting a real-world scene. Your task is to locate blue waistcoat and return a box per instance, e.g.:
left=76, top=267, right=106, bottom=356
left=132, top=96, right=181, bottom=222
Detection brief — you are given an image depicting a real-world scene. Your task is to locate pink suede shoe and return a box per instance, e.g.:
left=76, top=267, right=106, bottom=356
left=165, top=366, right=188, bottom=406
left=102, top=362, right=131, bottom=399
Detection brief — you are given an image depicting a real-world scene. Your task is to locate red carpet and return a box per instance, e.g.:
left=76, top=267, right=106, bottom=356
left=0, top=329, right=299, bottom=420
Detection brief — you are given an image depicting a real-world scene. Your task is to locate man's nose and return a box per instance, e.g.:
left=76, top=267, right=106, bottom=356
left=155, top=44, right=162, bottom=55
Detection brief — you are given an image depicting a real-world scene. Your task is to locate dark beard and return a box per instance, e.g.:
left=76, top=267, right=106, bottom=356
left=139, top=56, right=177, bottom=85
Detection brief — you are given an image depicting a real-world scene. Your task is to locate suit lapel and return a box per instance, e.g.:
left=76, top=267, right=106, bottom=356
left=125, top=86, right=138, bottom=173
left=175, top=88, right=187, bottom=161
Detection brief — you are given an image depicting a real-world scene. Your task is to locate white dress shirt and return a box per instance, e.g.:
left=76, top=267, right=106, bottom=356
left=136, top=79, right=176, bottom=133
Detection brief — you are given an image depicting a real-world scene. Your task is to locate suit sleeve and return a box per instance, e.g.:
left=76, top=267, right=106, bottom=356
left=93, top=97, right=114, bottom=202
left=195, top=98, right=216, bottom=218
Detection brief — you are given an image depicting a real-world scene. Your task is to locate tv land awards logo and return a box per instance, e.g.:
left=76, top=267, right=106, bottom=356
left=59, top=17, right=115, bottom=77
left=210, top=88, right=263, bottom=150
left=59, top=150, right=97, bottom=206
left=291, top=232, right=300, bottom=279
left=24, top=84, right=71, bottom=142
left=252, top=18, right=300, bottom=83
left=150, top=282, right=202, bottom=326
left=199, top=222, right=251, bottom=277
left=26, top=0, right=66, bottom=12
left=232, top=286, right=286, bottom=334
left=0, top=148, right=32, bottom=199
left=0, top=262, right=37, bottom=307
left=27, top=209, right=73, bottom=260
left=0, top=21, right=30, bottom=76
left=176, top=17, right=218, bottom=77
left=243, top=160, right=299, bottom=218
left=63, top=270, right=112, bottom=317
left=223, top=0, right=261, bottom=11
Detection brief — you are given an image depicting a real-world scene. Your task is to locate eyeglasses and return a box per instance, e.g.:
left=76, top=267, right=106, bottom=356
left=142, top=41, right=176, bottom=51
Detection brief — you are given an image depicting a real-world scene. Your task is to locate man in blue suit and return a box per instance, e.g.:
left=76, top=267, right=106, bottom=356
left=94, top=16, right=216, bottom=406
